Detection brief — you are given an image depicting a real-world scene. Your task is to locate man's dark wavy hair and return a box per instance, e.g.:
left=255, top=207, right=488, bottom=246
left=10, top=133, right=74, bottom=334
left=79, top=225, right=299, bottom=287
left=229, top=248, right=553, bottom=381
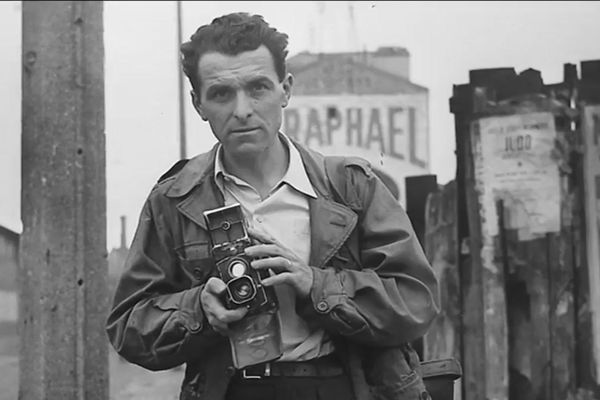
left=180, top=12, right=289, bottom=96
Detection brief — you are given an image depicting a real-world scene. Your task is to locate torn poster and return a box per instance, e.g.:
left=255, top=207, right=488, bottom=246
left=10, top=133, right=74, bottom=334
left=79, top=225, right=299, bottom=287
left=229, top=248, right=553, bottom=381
left=472, top=111, right=560, bottom=240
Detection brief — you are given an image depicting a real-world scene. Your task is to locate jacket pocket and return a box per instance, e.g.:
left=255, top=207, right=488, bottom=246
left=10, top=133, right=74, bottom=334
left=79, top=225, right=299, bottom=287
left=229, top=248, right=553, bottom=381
left=364, top=345, right=430, bottom=400
left=369, top=371, right=428, bottom=400
left=175, top=242, right=216, bottom=285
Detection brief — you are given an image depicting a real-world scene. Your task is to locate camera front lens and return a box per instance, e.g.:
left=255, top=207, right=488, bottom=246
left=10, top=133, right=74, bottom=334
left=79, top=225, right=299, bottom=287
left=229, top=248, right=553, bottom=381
left=228, top=276, right=257, bottom=304
left=235, top=283, right=252, bottom=299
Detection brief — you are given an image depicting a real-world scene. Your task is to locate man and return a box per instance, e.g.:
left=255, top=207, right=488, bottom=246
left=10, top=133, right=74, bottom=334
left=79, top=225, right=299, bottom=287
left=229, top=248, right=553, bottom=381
left=106, top=12, right=440, bottom=400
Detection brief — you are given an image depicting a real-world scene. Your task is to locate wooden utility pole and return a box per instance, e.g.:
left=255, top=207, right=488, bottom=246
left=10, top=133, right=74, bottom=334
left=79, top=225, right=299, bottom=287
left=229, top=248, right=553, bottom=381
left=176, top=0, right=187, bottom=159
left=20, top=2, right=108, bottom=399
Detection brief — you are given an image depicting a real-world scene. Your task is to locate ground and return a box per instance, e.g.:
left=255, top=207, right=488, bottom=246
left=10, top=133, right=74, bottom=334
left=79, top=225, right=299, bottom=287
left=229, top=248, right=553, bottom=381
left=0, top=322, right=183, bottom=400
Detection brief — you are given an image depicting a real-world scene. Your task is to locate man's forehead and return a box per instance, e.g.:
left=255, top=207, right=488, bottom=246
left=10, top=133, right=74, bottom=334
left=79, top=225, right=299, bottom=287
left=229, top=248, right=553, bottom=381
left=197, top=45, right=278, bottom=85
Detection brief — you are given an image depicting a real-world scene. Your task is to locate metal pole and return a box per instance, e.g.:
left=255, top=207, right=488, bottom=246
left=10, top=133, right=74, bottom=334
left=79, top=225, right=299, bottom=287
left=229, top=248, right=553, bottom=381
left=20, top=2, right=108, bottom=399
left=177, top=0, right=187, bottom=159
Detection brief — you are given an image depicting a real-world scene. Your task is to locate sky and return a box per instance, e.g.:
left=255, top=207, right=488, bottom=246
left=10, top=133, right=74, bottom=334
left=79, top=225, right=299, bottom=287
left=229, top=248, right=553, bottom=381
left=1, top=1, right=599, bottom=250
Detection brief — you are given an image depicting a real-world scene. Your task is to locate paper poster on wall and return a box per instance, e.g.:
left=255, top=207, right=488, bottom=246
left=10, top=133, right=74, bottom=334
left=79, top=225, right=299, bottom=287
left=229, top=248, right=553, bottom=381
left=472, top=112, right=560, bottom=240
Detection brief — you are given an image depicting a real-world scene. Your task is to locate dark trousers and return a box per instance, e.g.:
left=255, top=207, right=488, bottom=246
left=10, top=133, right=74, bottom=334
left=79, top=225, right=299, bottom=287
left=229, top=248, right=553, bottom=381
left=225, top=374, right=356, bottom=400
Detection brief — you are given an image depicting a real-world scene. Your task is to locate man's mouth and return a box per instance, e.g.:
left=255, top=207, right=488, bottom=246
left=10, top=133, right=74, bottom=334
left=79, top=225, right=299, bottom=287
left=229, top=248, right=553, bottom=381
left=231, top=127, right=259, bottom=133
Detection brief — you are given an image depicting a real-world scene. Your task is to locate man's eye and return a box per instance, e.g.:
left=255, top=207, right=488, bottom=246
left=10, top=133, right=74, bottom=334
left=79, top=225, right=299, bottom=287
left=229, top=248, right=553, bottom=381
left=210, top=89, right=231, bottom=101
left=250, top=83, right=269, bottom=94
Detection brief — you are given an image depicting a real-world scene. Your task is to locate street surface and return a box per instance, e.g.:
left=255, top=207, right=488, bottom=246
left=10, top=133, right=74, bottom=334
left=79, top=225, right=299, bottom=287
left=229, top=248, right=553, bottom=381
left=0, top=329, right=183, bottom=400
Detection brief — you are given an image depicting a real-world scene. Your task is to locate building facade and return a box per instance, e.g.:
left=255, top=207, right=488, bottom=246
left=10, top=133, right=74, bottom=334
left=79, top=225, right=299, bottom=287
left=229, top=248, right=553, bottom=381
left=285, top=46, right=430, bottom=203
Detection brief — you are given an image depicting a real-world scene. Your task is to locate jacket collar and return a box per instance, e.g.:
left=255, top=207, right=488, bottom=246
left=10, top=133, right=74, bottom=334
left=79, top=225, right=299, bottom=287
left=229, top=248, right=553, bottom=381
left=167, top=138, right=357, bottom=268
left=165, top=143, right=220, bottom=199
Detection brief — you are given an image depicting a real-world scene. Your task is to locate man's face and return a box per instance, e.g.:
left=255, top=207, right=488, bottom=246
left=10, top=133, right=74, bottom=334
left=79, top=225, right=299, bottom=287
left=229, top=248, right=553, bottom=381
left=193, top=45, right=292, bottom=158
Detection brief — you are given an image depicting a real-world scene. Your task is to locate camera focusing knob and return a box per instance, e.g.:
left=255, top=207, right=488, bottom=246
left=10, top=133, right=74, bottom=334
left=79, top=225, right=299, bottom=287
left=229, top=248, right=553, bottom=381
left=221, top=221, right=231, bottom=231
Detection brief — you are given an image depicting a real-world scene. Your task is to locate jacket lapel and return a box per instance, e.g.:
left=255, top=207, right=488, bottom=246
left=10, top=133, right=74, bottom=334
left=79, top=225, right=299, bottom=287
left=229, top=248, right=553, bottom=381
left=309, top=196, right=358, bottom=268
left=165, top=144, right=224, bottom=230
left=291, top=139, right=360, bottom=268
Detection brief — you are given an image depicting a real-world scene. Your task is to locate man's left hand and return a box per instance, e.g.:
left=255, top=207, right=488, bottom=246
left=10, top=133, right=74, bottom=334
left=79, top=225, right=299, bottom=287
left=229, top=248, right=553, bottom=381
left=245, top=226, right=313, bottom=299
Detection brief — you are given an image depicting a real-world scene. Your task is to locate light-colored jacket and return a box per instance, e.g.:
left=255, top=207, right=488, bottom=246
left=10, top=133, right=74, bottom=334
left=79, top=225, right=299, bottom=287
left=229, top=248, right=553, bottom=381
left=106, top=140, right=440, bottom=399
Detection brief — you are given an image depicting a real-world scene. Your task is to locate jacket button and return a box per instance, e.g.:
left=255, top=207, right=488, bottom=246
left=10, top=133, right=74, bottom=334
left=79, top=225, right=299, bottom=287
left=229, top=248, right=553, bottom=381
left=190, top=321, right=201, bottom=331
left=225, top=366, right=236, bottom=376
left=316, top=300, right=329, bottom=312
left=193, top=268, right=203, bottom=279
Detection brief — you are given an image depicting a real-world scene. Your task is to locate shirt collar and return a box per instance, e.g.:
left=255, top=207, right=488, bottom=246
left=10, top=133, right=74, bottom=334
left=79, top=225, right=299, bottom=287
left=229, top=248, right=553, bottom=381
left=214, top=133, right=317, bottom=199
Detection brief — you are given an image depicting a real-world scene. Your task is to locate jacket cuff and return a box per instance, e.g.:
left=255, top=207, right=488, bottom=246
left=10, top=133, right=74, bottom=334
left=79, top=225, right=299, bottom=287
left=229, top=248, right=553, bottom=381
left=178, top=285, right=213, bottom=336
left=297, top=267, right=348, bottom=318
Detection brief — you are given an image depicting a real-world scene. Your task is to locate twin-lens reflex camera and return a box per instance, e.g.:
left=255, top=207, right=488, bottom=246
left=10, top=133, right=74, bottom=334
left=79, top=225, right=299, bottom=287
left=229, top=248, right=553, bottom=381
left=203, top=203, right=282, bottom=368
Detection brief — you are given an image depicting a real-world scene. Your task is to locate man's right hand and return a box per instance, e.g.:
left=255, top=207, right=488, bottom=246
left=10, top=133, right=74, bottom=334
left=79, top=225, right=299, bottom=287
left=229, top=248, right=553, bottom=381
left=200, top=277, right=248, bottom=335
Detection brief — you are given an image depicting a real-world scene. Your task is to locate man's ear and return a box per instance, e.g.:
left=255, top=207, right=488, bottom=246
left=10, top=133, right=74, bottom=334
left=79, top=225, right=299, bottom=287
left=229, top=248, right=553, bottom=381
left=281, top=73, right=294, bottom=108
left=190, top=90, right=207, bottom=121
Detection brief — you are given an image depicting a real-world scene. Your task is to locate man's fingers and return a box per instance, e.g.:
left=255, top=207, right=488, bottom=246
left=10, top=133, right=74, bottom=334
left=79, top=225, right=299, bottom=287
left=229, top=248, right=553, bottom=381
left=205, top=304, right=248, bottom=330
left=245, top=243, right=284, bottom=258
left=201, top=277, right=248, bottom=332
left=202, top=295, right=248, bottom=322
left=204, top=277, right=227, bottom=294
left=220, top=307, right=249, bottom=323
left=261, top=272, right=292, bottom=287
left=251, top=256, right=292, bottom=271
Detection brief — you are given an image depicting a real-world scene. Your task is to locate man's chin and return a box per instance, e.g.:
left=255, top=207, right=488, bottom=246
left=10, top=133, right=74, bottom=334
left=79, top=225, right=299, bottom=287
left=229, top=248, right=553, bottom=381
left=224, top=132, right=269, bottom=154
left=224, top=142, right=265, bottom=159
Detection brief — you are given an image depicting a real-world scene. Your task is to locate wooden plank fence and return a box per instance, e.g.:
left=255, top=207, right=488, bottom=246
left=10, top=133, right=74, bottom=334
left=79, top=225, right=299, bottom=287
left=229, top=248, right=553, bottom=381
left=420, top=60, right=600, bottom=400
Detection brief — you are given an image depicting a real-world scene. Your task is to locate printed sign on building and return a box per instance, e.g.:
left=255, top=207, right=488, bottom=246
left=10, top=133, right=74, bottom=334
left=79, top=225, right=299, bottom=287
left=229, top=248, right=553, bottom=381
left=583, top=104, right=600, bottom=384
left=472, top=112, right=560, bottom=240
left=283, top=94, right=430, bottom=204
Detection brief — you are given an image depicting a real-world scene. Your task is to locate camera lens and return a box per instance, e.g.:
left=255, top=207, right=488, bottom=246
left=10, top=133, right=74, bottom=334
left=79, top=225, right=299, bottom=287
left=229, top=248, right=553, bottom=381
left=235, top=283, right=252, bottom=298
left=228, top=276, right=256, bottom=304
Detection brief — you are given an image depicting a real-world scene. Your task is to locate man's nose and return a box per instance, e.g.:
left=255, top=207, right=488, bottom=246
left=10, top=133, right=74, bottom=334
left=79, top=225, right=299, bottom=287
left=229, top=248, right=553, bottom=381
left=233, top=92, right=253, bottom=121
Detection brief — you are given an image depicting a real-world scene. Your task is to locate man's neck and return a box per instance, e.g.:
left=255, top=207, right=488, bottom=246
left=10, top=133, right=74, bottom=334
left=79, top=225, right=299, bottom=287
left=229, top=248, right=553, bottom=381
left=222, top=136, right=289, bottom=198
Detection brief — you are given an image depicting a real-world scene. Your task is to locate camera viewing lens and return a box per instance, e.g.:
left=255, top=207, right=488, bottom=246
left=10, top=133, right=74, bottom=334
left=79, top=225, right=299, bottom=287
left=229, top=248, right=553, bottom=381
left=229, top=261, right=247, bottom=277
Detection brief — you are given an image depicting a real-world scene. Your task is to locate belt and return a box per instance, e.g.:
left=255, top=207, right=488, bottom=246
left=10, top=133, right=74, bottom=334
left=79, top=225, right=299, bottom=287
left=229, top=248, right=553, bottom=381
left=235, top=354, right=344, bottom=379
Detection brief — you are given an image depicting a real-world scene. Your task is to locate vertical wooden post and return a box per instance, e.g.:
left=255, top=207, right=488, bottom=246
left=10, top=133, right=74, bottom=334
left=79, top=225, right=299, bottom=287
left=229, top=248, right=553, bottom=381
left=405, top=174, right=438, bottom=247
left=579, top=59, right=600, bottom=390
left=20, top=2, right=108, bottom=399
left=405, top=174, right=438, bottom=359
left=422, top=180, right=461, bottom=363
left=463, top=89, right=509, bottom=400
left=176, top=0, right=187, bottom=159
left=450, top=84, right=489, bottom=400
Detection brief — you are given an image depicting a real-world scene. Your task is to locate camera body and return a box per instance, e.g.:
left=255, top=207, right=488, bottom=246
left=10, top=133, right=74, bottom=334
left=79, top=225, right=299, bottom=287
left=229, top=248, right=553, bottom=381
left=203, top=203, right=282, bottom=368
left=203, top=203, right=278, bottom=315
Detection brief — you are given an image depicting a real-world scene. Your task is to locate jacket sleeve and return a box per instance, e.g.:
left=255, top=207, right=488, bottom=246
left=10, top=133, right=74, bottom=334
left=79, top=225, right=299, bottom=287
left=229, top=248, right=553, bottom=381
left=105, top=191, right=221, bottom=371
left=297, top=164, right=440, bottom=346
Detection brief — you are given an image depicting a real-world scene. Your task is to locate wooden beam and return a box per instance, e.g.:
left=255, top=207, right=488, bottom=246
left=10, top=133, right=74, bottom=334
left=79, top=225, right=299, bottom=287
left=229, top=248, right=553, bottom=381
left=582, top=102, right=600, bottom=388
left=423, top=180, right=462, bottom=398
left=20, top=2, right=108, bottom=399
